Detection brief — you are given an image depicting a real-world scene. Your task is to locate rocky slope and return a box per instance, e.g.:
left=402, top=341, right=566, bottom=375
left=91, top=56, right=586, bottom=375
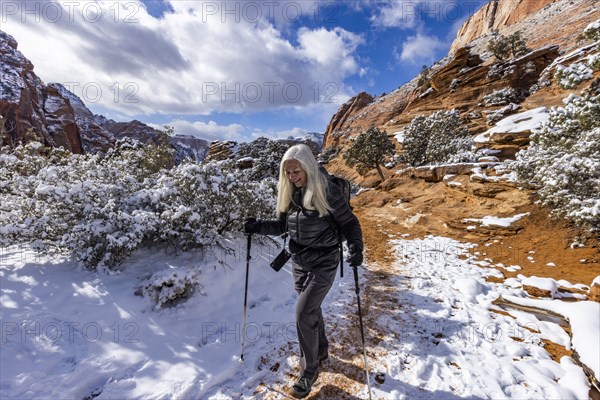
left=451, top=0, right=554, bottom=53
left=320, top=0, right=600, bottom=298
left=322, top=0, right=599, bottom=155
left=0, top=30, right=209, bottom=161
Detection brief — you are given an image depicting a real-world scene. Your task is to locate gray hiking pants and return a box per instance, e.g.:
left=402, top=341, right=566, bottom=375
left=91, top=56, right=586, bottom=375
left=292, top=257, right=338, bottom=380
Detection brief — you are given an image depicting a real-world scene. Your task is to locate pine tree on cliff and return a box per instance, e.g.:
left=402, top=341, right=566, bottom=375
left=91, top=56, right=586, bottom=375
left=344, top=126, right=395, bottom=181
left=487, top=30, right=529, bottom=60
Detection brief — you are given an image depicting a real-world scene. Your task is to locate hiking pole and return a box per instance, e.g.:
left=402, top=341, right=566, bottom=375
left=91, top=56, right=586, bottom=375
left=352, top=264, right=372, bottom=400
left=241, top=233, right=252, bottom=361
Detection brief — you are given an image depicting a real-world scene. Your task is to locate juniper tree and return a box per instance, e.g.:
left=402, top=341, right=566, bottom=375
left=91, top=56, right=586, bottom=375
left=344, top=126, right=395, bottom=181
left=403, top=109, right=473, bottom=167
left=487, top=30, right=529, bottom=60
left=418, top=65, right=432, bottom=91
left=515, top=77, right=600, bottom=230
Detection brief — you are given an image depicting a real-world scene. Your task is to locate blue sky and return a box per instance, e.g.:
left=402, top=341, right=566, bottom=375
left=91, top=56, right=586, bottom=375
left=2, top=0, right=489, bottom=142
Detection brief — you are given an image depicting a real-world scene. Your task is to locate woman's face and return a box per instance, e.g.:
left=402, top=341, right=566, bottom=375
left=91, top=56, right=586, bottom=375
left=284, top=160, right=307, bottom=188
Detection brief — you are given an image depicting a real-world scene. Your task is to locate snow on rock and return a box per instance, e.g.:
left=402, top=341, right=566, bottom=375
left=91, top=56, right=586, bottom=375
left=463, top=212, right=529, bottom=228
left=393, top=130, right=406, bottom=143
left=503, top=295, right=600, bottom=382
left=557, top=356, right=592, bottom=400
left=521, top=275, right=558, bottom=298
left=584, top=19, right=600, bottom=33
left=474, top=107, right=549, bottom=143
left=590, top=275, right=600, bottom=302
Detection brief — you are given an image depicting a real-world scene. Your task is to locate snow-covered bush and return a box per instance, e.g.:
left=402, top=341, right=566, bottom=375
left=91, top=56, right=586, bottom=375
left=318, top=145, right=340, bottom=164
left=482, top=88, right=523, bottom=107
left=450, top=78, right=461, bottom=92
left=153, top=161, right=276, bottom=247
left=237, top=137, right=291, bottom=180
left=583, top=20, right=600, bottom=44
left=588, top=53, right=600, bottom=71
left=554, top=63, right=594, bottom=89
left=402, top=110, right=475, bottom=166
left=0, top=142, right=75, bottom=248
left=515, top=78, right=600, bottom=230
left=485, top=103, right=521, bottom=124
left=137, top=267, right=202, bottom=310
left=0, top=139, right=277, bottom=269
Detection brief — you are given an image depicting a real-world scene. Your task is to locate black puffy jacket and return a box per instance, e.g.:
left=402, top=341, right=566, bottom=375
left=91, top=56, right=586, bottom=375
left=260, top=168, right=363, bottom=269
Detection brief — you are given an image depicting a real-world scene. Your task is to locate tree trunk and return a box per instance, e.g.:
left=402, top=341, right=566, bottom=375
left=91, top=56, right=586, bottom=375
left=375, top=163, right=385, bottom=181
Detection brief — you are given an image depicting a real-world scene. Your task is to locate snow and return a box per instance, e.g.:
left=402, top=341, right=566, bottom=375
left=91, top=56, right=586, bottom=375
left=474, top=107, right=549, bottom=143
left=555, top=63, right=594, bottom=89
left=1, top=234, right=597, bottom=399
left=377, top=236, right=595, bottom=399
left=446, top=181, right=462, bottom=187
left=0, top=240, right=300, bottom=399
left=503, top=295, right=600, bottom=381
left=521, top=275, right=558, bottom=297
left=585, top=20, right=600, bottom=32
left=463, top=212, right=529, bottom=228
left=393, top=130, right=405, bottom=144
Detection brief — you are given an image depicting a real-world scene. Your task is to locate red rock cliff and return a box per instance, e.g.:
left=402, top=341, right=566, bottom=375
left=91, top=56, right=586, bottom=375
left=450, top=0, right=556, bottom=54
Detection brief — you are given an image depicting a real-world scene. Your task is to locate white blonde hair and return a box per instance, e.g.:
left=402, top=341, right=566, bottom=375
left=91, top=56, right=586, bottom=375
left=277, top=144, right=331, bottom=217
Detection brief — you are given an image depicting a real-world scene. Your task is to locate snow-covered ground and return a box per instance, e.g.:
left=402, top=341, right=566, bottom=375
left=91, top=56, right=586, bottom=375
left=1, top=234, right=598, bottom=399
left=372, top=236, right=598, bottom=399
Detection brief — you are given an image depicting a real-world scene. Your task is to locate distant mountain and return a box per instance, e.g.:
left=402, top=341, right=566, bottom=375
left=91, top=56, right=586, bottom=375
left=0, top=30, right=209, bottom=161
left=297, top=132, right=324, bottom=148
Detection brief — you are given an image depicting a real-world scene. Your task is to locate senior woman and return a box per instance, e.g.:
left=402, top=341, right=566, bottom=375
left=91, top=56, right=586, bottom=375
left=244, top=144, right=363, bottom=398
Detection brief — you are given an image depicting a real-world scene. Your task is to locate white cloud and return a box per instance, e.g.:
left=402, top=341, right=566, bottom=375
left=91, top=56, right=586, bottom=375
left=397, top=33, right=446, bottom=65
left=159, top=119, right=246, bottom=142
left=2, top=0, right=362, bottom=117
left=370, top=0, right=478, bottom=30
left=297, top=27, right=363, bottom=75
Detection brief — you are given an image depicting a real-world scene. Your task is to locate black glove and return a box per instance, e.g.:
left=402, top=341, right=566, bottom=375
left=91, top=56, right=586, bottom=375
left=244, top=218, right=262, bottom=234
left=346, top=243, right=363, bottom=267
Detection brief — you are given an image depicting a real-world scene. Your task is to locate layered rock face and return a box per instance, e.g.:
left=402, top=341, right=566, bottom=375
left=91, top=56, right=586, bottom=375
left=0, top=31, right=83, bottom=153
left=324, top=92, right=373, bottom=146
left=323, top=43, right=561, bottom=149
left=323, top=0, right=598, bottom=153
left=450, top=0, right=598, bottom=54
left=450, top=0, right=555, bottom=53
left=205, top=141, right=238, bottom=162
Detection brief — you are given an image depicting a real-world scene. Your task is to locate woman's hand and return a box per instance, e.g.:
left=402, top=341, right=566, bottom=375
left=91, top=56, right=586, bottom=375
left=347, top=244, right=363, bottom=267
left=244, top=218, right=262, bottom=234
